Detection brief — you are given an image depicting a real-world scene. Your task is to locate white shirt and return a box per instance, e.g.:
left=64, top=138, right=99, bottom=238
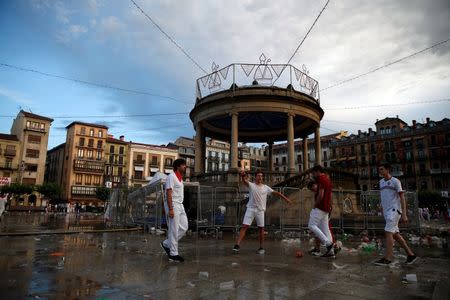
left=165, top=172, right=184, bottom=204
left=0, top=196, right=7, bottom=211
left=379, top=176, right=403, bottom=213
left=247, top=182, right=274, bottom=211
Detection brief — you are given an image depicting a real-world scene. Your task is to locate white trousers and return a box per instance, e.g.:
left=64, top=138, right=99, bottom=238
left=308, top=208, right=333, bottom=246
left=163, top=203, right=188, bottom=256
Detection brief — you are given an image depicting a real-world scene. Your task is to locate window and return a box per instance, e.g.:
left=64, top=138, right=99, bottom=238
left=406, top=152, right=412, bottom=161
left=93, top=175, right=101, bottom=186
left=80, top=127, right=86, bottom=135
left=26, top=148, right=39, bottom=158
left=88, top=139, right=94, bottom=148
left=25, top=164, right=38, bottom=172
left=79, top=138, right=85, bottom=147
left=165, top=158, right=173, bottom=167
left=106, top=165, right=111, bottom=175
left=75, top=174, right=82, bottom=184
left=118, top=167, right=123, bottom=176
left=77, top=149, right=84, bottom=158
left=151, top=156, right=158, bottom=165
left=98, top=130, right=103, bottom=138
left=85, top=175, right=92, bottom=185
left=109, top=154, right=114, bottom=163
left=97, top=140, right=103, bottom=149
left=137, top=154, right=143, bottom=161
left=119, top=146, right=124, bottom=155
left=389, top=141, right=395, bottom=151
left=87, top=150, right=93, bottom=159
left=89, top=129, right=94, bottom=137
left=5, top=158, right=12, bottom=169
left=118, top=156, right=123, bottom=164
left=109, top=145, right=115, bottom=153
left=96, top=151, right=102, bottom=160
left=28, top=135, right=41, bottom=144
left=40, top=123, right=45, bottom=131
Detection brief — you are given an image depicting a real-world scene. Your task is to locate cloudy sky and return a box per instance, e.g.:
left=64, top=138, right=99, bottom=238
left=0, top=0, right=449, bottom=149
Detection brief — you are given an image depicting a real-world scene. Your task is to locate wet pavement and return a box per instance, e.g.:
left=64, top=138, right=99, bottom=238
left=0, top=226, right=449, bottom=300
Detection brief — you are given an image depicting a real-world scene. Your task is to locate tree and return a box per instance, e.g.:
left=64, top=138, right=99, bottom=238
left=36, top=183, right=61, bottom=200
left=96, top=186, right=111, bottom=202
left=0, top=183, right=33, bottom=196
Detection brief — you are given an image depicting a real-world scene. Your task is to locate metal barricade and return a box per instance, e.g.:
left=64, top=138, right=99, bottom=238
left=196, top=185, right=214, bottom=232
left=214, top=187, right=241, bottom=231
left=280, top=187, right=304, bottom=233
left=337, top=190, right=364, bottom=231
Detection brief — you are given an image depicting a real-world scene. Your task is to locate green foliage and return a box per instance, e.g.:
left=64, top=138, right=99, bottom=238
left=0, top=183, right=33, bottom=195
left=96, top=186, right=111, bottom=201
left=35, top=183, right=61, bottom=200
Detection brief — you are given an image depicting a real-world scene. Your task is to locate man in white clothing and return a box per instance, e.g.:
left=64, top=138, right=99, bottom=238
left=374, top=163, right=418, bottom=266
left=160, top=159, right=188, bottom=262
left=233, top=170, right=291, bottom=254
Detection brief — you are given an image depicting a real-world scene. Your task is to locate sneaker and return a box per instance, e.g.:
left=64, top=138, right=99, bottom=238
left=232, top=244, right=240, bottom=252
left=323, top=243, right=334, bottom=256
left=257, top=248, right=265, bottom=254
left=374, top=258, right=391, bottom=266
left=168, top=255, right=184, bottom=262
left=406, top=255, right=418, bottom=265
left=308, top=247, right=321, bottom=256
left=160, top=242, right=170, bottom=256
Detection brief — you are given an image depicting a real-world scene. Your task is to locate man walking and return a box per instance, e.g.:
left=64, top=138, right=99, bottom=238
left=233, top=170, right=292, bottom=254
left=374, top=163, right=417, bottom=266
left=161, top=159, right=188, bottom=262
left=308, top=165, right=335, bottom=257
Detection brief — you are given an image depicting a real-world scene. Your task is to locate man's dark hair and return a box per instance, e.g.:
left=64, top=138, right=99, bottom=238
left=173, top=158, right=186, bottom=171
left=254, top=169, right=264, bottom=176
left=311, top=165, right=324, bottom=173
left=380, top=162, right=391, bottom=171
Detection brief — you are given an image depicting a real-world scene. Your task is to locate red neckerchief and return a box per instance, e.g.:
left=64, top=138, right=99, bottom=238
left=174, top=171, right=183, bottom=182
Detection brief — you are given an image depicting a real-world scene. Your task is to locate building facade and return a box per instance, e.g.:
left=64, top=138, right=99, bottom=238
left=105, top=135, right=128, bottom=188
left=329, top=117, right=450, bottom=192
left=128, top=142, right=179, bottom=188
left=172, top=137, right=196, bottom=179
left=44, top=143, right=65, bottom=187
left=272, top=131, right=348, bottom=173
left=205, top=139, right=230, bottom=173
left=10, top=110, right=53, bottom=185
left=62, top=122, right=108, bottom=206
left=0, top=133, right=21, bottom=186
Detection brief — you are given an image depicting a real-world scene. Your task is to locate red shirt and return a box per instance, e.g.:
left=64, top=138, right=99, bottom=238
left=315, top=174, right=332, bottom=212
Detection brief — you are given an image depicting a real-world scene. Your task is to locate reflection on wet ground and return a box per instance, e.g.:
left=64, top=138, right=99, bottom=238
left=0, top=228, right=449, bottom=299
left=0, top=212, right=108, bottom=233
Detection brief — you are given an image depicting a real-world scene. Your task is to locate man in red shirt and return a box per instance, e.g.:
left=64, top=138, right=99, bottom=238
left=308, top=165, right=335, bottom=257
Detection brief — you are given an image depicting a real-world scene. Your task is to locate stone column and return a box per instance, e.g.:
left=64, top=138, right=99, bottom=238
left=315, top=126, right=321, bottom=166
left=287, top=113, right=295, bottom=174
left=302, top=137, right=308, bottom=172
left=194, top=123, right=204, bottom=175
left=230, top=112, right=239, bottom=171
left=268, top=142, right=274, bottom=172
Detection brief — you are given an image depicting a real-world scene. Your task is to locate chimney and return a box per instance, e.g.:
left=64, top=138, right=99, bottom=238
left=120, top=135, right=125, bottom=141
left=358, top=130, right=362, bottom=136
left=396, top=115, right=399, bottom=119
left=412, top=120, right=416, bottom=129
left=426, top=117, right=430, bottom=124
left=368, top=128, right=372, bottom=134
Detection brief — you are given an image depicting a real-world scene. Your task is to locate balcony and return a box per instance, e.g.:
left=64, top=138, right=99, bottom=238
left=132, top=175, right=146, bottom=181
left=133, top=159, right=145, bottom=166
left=25, top=125, right=45, bottom=133
left=71, top=185, right=97, bottom=197
left=149, top=162, right=160, bottom=168
left=0, top=162, right=15, bottom=170
left=73, top=159, right=104, bottom=174
left=4, top=148, right=16, bottom=156
left=442, top=169, right=450, bottom=174
left=430, top=169, right=442, bottom=175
